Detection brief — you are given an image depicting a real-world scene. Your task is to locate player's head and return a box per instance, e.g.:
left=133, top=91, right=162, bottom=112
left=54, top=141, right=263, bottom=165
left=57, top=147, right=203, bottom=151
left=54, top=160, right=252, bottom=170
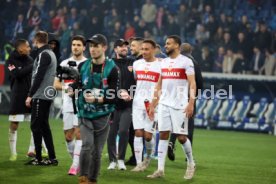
left=165, top=35, right=181, bottom=56
left=86, top=34, right=108, bottom=60
left=114, top=38, right=129, bottom=59
left=71, top=35, right=86, bottom=57
left=130, top=37, right=144, bottom=57
left=142, top=39, right=156, bottom=61
left=15, top=39, right=31, bottom=55
left=34, top=31, right=48, bottom=47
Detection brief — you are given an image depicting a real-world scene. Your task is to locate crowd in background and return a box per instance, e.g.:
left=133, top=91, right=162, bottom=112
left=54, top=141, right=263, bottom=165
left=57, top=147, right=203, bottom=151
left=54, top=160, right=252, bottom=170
left=0, top=0, right=276, bottom=75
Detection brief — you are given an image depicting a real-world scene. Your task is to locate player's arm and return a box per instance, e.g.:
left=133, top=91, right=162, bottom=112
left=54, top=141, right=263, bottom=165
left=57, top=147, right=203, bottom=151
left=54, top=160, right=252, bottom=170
left=149, top=76, right=162, bottom=121
left=185, top=74, right=196, bottom=118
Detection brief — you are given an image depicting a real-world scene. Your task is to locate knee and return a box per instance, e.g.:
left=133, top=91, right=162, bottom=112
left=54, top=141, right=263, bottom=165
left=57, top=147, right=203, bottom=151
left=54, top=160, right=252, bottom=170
left=135, top=129, right=143, bottom=137
left=159, top=132, right=170, bottom=140
left=81, top=140, right=93, bottom=151
left=178, top=136, right=187, bottom=144
left=118, top=129, right=128, bottom=138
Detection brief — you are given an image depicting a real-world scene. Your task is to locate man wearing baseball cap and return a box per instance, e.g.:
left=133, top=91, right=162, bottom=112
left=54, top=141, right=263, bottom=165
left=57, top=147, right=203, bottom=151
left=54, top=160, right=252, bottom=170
left=107, top=38, right=136, bottom=170
left=69, top=34, right=120, bottom=184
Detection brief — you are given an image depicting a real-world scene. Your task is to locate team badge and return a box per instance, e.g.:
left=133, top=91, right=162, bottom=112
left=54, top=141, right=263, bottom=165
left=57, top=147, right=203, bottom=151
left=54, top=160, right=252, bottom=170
left=128, top=66, right=133, bottom=72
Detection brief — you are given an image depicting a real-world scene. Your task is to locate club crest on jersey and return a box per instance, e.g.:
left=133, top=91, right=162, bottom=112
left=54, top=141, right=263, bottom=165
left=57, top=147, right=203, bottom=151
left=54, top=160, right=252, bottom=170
left=128, top=66, right=133, bottom=72
left=144, top=67, right=149, bottom=73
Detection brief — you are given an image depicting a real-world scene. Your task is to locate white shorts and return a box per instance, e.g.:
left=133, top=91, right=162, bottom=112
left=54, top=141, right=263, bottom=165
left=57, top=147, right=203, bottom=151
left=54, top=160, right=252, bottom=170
left=9, top=114, right=31, bottom=122
left=132, top=108, right=155, bottom=133
left=63, top=112, right=79, bottom=130
left=158, top=104, right=188, bottom=135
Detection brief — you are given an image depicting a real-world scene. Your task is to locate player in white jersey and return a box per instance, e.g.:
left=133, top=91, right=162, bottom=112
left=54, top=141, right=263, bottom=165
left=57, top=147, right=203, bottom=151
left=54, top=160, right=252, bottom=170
left=54, top=35, right=87, bottom=175
left=147, top=35, right=196, bottom=180
left=130, top=39, right=161, bottom=172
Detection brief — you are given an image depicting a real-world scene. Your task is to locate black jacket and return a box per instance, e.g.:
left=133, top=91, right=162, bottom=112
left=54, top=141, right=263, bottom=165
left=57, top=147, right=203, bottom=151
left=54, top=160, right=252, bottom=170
left=6, top=50, right=33, bottom=114
left=114, top=57, right=136, bottom=109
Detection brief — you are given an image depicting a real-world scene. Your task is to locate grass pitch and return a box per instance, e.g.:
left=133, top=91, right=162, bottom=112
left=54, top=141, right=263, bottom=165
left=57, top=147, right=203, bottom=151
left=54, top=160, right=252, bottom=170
left=0, top=115, right=275, bottom=184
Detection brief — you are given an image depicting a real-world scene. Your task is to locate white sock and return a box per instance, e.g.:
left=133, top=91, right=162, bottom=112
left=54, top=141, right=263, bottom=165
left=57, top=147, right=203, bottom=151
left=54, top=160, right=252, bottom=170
left=72, top=140, right=82, bottom=168
left=145, top=137, right=154, bottom=158
left=9, top=129, right=17, bottom=155
left=182, top=139, right=195, bottom=165
left=158, top=140, right=169, bottom=171
left=28, top=132, right=35, bottom=153
left=42, top=139, right=48, bottom=153
left=134, top=136, right=143, bottom=164
left=66, top=140, right=75, bottom=158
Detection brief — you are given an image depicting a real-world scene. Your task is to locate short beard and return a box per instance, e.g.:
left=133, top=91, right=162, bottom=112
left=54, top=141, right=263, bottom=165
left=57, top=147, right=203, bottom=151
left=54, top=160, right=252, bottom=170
left=118, top=53, right=127, bottom=58
left=166, top=49, right=174, bottom=56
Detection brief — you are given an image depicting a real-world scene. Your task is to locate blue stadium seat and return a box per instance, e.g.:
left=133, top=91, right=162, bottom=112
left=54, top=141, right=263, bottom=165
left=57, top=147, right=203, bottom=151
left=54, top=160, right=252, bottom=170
left=231, top=96, right=252, bottom=129
left=259, top=98, right=276, bottom=132
left=215, top=96, right=237, bottom=129
left=194, top=95, right=208, bottom=127
left=243, top=97, right=268, bottom=131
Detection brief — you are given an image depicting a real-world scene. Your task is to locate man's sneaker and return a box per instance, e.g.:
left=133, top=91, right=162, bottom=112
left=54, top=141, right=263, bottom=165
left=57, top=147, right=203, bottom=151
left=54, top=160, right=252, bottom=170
left=167, top=143, right=175, bottom=161
left=147, top=170, right=164, bottom=178
left=184, top=164, right=196, bottom=180
left=68, top=166, right=78, bottom=175
left=131, top=163, right=144, bottom=172
left=125, top=156, right=136, bottom=166
left=25, top=158, right=42, bottom=165
left=141, top=157, right=151, bottom=170
left=26, top=152, right=36, bottom=158
left=9, top=154, right=17, bottom=161
left=117, top=160, right=126, bottom=170
left=107, top=161, right=117, bottom=170
left=41, top=158, right=58, bottom=166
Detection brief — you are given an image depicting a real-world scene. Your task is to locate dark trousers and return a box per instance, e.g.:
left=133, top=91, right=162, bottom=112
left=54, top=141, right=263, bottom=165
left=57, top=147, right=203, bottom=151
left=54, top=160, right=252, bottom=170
left=107, top=108, right=132, bottom=161
left=169, top=117, right=195, bottom=146
left=30, top=99, right=56, bottom=161
left=79, top=116, right=110, bottom=182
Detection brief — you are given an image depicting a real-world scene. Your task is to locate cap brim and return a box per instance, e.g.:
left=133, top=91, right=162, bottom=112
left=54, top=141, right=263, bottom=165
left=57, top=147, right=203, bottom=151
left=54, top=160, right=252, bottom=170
left=86, top=39, right=100, bottom=44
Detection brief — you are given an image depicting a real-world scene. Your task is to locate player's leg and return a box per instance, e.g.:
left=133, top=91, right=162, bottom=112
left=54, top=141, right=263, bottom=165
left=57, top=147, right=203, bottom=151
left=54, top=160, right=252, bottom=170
left=172, top=108, right=195, bottom=180
left=63, top=112, right=75, bottom=158
left=8, top=120, right=19, bottom=161
left=148, top=104, right=171, bottom=178
left=69, top=115, right=82, bottom=175
left=131, top=108, right=145, bottom=172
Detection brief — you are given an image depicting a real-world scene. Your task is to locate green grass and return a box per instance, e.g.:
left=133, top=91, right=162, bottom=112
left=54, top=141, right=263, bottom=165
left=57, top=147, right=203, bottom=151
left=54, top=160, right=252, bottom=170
left=0, top=115, right=276, bottom=184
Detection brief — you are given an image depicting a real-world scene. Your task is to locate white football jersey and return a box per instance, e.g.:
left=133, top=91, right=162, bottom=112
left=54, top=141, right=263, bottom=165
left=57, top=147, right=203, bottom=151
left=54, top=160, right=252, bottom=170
left=133, top=59, right=161, bottom=109
left=60, top=57, right=87, bottom=113
left=159, top=54, right=194, bottom=109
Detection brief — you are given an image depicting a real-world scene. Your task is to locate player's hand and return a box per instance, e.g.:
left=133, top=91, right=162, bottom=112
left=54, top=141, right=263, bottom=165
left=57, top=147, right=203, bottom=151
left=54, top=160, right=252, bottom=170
left=84, top=93, right=95, bottom=103
left=148, top=104, right=155, bottom=121
left=25, top=97, right=32, bottom=108
left=184, top=103, right=194, bottom=118
left=120, top=90, right=131, bottom=101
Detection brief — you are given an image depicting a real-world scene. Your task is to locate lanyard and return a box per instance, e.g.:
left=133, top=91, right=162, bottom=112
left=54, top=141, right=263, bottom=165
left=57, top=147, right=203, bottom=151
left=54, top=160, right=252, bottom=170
left=90, top=61, right=105, bottom=89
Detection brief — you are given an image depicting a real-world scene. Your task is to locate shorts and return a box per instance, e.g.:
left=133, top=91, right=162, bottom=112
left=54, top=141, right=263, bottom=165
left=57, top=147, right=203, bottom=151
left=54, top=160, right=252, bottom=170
left=63, top=112, right=79, bottom=130
left=158, top=104, right=188, bottom=135
left=8, top=114, right=31, bottom=122
left=132, top=108, right=155, bottom=133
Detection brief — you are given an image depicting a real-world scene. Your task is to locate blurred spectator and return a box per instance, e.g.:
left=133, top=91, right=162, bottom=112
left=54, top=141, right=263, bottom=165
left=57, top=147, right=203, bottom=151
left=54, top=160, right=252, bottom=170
left=28, top=10, right=41, bottom=28
left=254, top=21, right=272, bottom=51
left=67, top=7, right=79, bottom=29
left=106, top=8, right=121, bottom=31
left=141, top=0, right=157, bottom=25
left=238, top=15, right=249, bottom=33
left=199, top=46, right=213, bottom=72
left=136, top=19, right=147, bottom=37
left=213, top=26, right=224, bottom=46
left=195, top=24, right=209, bottom=44
left=26, top=0, right=39, bottom=21
left=124, top=22, right=136, bottom=40
left=202, top=4, right=213, bottom=24
left=235, top=32, right=253, bottom=61
left=250, top=46, right=265, bottom=74
left=187, top=7, right=201, bottom=36
left=176, top=4, right=189, bottom=38
left=13, top=14, right=27, bottom=40
left=165, top=14, right=180, bottom=36
left=85, top=17, right=102, bottom=38
left=51, top=8, right=65, bottom=32
left=220, top=32, right=235, bottom=50
left=143, top=30, right=154, bottom=40
left=15, top=0, right=28, bottom=18
left=260, top=49, right=276, bottom=75
left=59, top=23, right=71, bottom=59
left=205, top=14, right=218, bottom=40
left=156, top=6, right=166, bottom=35
left=218, top=13, right=227, bottom=30
left=223, top=49, right=236, bottom=73
left=71, top=22, right=84, bottom=36
left=213, top=46, right=225, bottom=72
left=232, top=51, right=247, bottom=74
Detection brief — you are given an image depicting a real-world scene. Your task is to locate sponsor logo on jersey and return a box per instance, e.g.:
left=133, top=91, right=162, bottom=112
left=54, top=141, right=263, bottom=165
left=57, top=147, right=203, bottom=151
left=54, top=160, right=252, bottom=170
left=135, top=71, right=160, bottom=82
left=161, top=68, right=187, bottom=79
